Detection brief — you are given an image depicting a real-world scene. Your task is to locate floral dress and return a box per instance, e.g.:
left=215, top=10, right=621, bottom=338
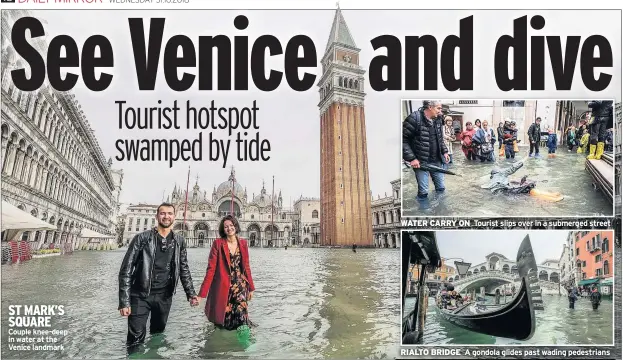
left=223, top=246, right=253, bottom=330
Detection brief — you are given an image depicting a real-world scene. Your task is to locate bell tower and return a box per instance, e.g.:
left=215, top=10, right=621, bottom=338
left=318, top=7, right=373, bottom=247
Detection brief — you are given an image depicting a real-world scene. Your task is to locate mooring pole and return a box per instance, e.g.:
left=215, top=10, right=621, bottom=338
left=416, top=263, right=428, bottom=342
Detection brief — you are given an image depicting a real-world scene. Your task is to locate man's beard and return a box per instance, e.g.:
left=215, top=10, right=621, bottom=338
left=158, top=220, right=172, bottom=228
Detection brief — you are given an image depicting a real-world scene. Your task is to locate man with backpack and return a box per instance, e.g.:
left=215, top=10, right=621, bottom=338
left=118, top=202, right=199, bottom=352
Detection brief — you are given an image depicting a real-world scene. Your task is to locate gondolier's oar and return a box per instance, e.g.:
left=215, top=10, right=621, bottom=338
left=403, top=160, right=462, bottom=176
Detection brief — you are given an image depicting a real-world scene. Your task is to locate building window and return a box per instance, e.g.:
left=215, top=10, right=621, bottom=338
left=341, top=218, right=344, bottom=223
left=582, top=261, right=586, bottom=268
left=251, top=214, right=254, bottom=219
left=502, top=100, right=525, bottom=107
left=202, top=213, right=205, bottom=217
left=595, top=254, right=602, bottom=263
left=312, top=210, right=318, bottom=218
left=576, top=248, right=579, bottom=256
left=339, top=167, right=342, bottom=171
left=338, top=135, right=341, bottom=140
left=604, top=260, right=609, bottom=275
left=339, top=151, right=342, bottom=155
left=340, top=183, right=343, bottom=188
left=596, top=268, right=602, bottom=277
left=603, top=238, right=609, bottom=252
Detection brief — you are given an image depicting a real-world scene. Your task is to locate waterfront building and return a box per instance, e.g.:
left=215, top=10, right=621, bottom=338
left=123, top=168, right=297, bottom=248
left=1, top=10, right=122, bottom=252
left=574, top=231, right=613, bottom=294
left=371, top=179, right=400, bottom=248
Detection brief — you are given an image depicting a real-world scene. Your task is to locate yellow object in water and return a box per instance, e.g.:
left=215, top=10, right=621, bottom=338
left=499, top=146, right=505, bottom=157
left=513, top=140, right=519, bottom=152
left=529, top=188, right=564, bottom=202
left=587, top=144, right=597, bottom=159
left=595, top=142, right=605, bottom=160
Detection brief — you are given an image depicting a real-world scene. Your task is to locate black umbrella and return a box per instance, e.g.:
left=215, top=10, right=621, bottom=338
left=403, top=161, right=462, bottom=176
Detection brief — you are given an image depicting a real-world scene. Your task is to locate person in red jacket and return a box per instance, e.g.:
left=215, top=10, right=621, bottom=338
left=198, top=215, right=256, bottom=330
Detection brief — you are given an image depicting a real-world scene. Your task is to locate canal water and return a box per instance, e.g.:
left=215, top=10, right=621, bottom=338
left=402, top=144, right=613, bottom=217
left=1, top=248, right=400, bottom=359
left=404, top=294, right=614, bottom=345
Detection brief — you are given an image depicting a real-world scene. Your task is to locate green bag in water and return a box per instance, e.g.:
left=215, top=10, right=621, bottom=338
left=236, top=325, right=253, bottom=348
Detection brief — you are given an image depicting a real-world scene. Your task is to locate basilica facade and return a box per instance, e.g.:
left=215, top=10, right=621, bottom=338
left=123, top=168, right=320, bottom=248
left=1, top=10, right=123, bottom=252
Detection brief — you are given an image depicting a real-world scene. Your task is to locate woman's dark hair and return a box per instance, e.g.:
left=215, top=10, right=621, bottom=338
left=475, top=119, right=481, bottom=125
left=218, top=215, right=241, bottom=238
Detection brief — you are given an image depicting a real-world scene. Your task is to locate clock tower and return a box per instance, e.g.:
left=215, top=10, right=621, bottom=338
left=318, top=7, right=373, bottom=247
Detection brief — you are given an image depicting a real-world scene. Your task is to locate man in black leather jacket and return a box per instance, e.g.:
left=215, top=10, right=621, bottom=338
left=403, top=100, right=450, bottom=200
left=118, top=202, right=199, bottom=351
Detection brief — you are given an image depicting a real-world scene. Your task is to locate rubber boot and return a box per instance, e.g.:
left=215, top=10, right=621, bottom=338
left=586, top=144, right=597, bottom=159
left=499, top=146, right=505, bottom=157
left=577, top=145, right=584, bottom=154
left=595, top=142, right=605, bottom=160
left=513, top=140, right=519, bottom=153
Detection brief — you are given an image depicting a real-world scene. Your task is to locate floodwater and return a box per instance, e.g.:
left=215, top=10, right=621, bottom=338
left=1, top=248, right=400, bottom=359
left=403, top=294, right=614, bottom=345
left=402, top=144, right=613, bottom=217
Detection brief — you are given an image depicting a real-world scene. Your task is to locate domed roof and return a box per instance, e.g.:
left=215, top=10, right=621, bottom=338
left=217, top=180, right=244, bottom=196
left=216, top=167, right=244, bottom=198
left=252, top=193, right=274, bottom=208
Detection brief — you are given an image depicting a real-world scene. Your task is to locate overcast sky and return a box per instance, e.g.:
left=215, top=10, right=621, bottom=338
left=435, top=230, right=574, bottom=266
left=25, top=10, right=621, bottom=207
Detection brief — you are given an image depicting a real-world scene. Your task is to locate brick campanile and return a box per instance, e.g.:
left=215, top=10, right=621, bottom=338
left=318, top=7, right=373, bottom=247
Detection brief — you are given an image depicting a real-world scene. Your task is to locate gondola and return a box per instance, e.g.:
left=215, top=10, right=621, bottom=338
left=433, top=235, right=543, bottom=341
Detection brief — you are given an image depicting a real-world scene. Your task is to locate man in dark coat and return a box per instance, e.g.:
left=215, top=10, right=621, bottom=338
left=118, top=203, right=199, bottom=352
left=527, top=117, right=542, bottom=158
left=403, top=100, right=450, bottom=200
left=586, top=100, right=613, bottom=160
left=590, top=286, right=602, bottom=310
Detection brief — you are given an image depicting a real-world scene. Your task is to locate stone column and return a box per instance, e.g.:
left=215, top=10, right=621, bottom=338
left=39, top=168, right=48, bottom=193
left=27, top=157, right=38, bottom=187
left=1, top=134, right=8, bottom=168
left=3, top=142, right=16, bottom=176
left=20, top=156, right=31, bottom=183
left=12, top=147, right=25, bottom=180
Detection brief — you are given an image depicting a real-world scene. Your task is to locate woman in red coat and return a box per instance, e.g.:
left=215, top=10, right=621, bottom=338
left=198, top=215, right=255, bottom=330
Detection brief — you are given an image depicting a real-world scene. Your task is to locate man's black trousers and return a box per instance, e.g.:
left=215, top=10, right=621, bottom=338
left=127, top=292, right=173, bottom=348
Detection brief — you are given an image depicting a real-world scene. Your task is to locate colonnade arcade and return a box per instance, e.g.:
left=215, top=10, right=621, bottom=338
left=174, top=222, right=291, bottom=248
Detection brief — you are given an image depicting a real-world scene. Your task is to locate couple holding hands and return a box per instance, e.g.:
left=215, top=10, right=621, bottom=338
left=117, top=203, right=255, bottom=351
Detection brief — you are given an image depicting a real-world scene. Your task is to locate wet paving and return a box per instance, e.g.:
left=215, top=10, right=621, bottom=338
left=402, top=144, right=613, bottom=217
left=1, top=247, right=400, bottom=359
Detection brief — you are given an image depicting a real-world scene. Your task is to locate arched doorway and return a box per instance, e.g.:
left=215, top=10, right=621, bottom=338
left=247, top=224, right=261, bottom=247
left=194, top=222, right=209, bottom=247
left=265, top=224, right=278, bottom=247
left=218, top=201, right=241, bottom=218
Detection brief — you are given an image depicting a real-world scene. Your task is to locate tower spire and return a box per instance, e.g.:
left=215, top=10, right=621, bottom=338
left=325, top=5, right=357, bottom=51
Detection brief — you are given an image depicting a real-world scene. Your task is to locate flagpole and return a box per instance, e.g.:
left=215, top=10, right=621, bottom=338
left=271, top=175, right=275, bottom=247
left=183, top=166, right=190, bottom=234
left=230, top=167, right=235, bottom=216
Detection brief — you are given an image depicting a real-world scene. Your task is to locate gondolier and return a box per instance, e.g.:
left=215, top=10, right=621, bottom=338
left=403, top=100, right=451, bottom=200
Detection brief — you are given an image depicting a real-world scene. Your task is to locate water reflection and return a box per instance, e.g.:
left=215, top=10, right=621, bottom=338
left=404, top=294, right=613, bottom=345
left=2, top=248, right=400, bottom=359
left=402, top=144, right=612, bottom=217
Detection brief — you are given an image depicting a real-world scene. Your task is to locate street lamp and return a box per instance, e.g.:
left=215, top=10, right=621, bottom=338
left=440, top=257, right=471, bottom=279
